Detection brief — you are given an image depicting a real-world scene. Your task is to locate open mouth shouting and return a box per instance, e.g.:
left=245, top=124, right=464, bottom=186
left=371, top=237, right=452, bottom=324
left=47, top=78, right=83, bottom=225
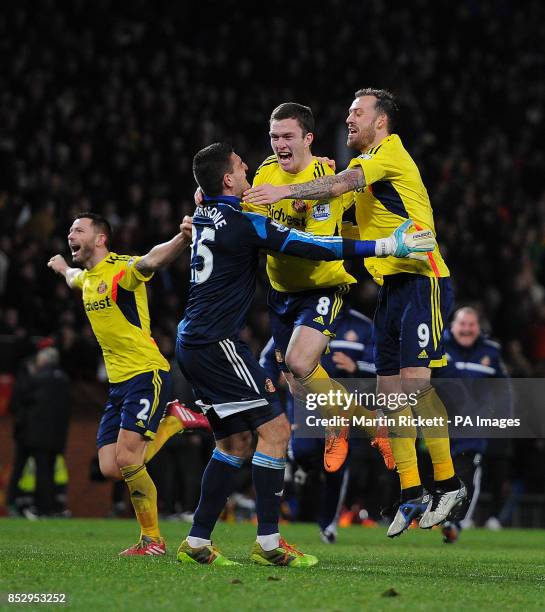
left=277, top=150, right=293, bottom=168
left=347, top=125, right=359, bottom=142
left=69, top=242, right=82, bottom=260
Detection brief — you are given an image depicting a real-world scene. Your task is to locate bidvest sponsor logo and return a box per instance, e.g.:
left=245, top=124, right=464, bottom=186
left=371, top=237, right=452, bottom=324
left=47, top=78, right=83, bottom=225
left=85, top=296, right=113, bottom=312
left=270, top=208, right=306, bottom=229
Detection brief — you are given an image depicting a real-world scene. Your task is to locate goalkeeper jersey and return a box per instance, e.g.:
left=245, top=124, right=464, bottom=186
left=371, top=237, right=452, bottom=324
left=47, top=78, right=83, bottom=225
left=72, top=252, right=170, bottom=383
left=348, top=133, right=449, bottom=285
left=178, top=196, right=368, bottom=345
left=246, top=156, right=356, bottom=293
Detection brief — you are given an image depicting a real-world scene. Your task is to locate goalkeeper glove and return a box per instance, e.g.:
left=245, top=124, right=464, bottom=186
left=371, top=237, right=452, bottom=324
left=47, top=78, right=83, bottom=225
left=375, top=220, right=436, bottom=260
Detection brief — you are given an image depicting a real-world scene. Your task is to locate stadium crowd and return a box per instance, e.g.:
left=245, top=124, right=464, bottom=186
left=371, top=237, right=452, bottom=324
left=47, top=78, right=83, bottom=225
left=1, top=0, right=545, bottom=522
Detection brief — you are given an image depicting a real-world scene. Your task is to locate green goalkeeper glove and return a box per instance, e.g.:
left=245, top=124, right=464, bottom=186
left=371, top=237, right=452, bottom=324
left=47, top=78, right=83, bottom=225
left=375, top=220, right=436, bottom=260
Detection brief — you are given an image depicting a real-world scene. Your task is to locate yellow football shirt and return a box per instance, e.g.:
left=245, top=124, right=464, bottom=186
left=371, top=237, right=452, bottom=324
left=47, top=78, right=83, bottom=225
left=72, top=252, right=170, bottom=383
left=247, top=156, right=356, bottom=292
left=348, top=134, right=449, bottom=285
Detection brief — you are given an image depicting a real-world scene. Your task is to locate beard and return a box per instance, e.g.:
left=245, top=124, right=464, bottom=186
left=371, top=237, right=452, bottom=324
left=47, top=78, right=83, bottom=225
left=72, top=243, right=93, bottom=264
left=346, top=126, right=376, bottom=151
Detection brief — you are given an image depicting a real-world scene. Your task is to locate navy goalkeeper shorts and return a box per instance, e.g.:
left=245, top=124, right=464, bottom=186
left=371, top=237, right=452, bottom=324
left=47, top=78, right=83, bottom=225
left=175, top=335, right=283, bottom=440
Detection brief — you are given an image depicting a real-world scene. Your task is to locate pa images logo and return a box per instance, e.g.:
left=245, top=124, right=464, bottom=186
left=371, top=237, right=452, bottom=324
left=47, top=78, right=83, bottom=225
left=312, top=202, right=330, bottom=220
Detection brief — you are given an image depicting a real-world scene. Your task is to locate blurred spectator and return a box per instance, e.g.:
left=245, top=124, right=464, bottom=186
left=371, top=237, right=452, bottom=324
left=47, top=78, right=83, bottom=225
left=7, top=347, right=70, bottom=516
left=434, top=307, right=513, bottom=542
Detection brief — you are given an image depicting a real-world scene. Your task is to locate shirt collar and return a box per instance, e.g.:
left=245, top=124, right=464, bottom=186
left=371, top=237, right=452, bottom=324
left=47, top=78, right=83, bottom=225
left=365, top=133, right=397, bottom=154
left=202, top=195, right=242, bottom=209
left=86, top=252, right=111, bottom=274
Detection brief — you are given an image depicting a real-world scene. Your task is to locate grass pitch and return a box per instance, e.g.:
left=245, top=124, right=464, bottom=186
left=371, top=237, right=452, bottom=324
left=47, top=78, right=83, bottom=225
left=1, top=519, right=545, bottom=611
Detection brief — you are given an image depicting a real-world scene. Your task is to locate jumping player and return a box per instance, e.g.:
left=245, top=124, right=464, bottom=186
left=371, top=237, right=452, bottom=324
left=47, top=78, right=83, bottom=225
left=48, top=213, right=208, bottom=555
left=245, top=103, right=394, bottom=472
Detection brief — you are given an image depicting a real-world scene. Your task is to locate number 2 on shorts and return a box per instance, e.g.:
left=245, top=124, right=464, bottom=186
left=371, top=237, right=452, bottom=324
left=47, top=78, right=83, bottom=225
left=137, top=398, right=151, bottom=421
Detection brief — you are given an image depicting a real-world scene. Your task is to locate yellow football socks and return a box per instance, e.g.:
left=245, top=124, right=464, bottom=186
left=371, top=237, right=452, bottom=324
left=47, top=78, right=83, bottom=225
left=297, top=363, right=378, bottom=437
left=120, top=464, right=160, bottom=539
left=412, top=386, right=455, bottom=482
left=144, top=416, right=184, bottom=464
left=387, top=404, right=421, bottom=490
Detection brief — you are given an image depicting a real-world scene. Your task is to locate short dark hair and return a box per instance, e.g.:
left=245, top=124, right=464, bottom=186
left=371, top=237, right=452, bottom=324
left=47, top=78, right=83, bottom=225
left=354, top=88, right=399, bottom=132
left=74, top=212, right=112, bottom=248
left=270, top=102, right=314, bottom=136
left=193, top=142, right=234, bottom=197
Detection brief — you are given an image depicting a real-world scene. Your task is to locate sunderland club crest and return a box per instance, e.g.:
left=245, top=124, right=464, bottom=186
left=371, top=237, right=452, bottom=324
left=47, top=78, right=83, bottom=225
left=97, top=281, right=108, bottom=294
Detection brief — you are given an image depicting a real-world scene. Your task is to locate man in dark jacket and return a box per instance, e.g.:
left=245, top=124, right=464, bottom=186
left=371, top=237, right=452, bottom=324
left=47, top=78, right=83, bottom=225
left=7, top=346, right=70, bottom=516
left=435, top=307, right=512, bottom=542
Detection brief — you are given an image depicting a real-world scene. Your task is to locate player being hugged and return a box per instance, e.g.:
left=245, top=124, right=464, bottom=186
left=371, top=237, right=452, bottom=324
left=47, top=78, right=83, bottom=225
left=244, top=88, right=467, bottom=537
left=174, top=142, right=434, bottom=567
left=244, top=103, right=396, bottom=474
left=48, top=212, right=209, bottom=556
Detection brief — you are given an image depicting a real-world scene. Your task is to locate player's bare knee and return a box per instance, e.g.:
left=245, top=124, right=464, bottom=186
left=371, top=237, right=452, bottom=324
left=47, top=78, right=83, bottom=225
left=266, top=424, right=290, bottom=450
left=115, top=452, right=129, bottom=470
left=285, top=350, right=313, bottom=379
left=99, top=460, right=122, bottom=481
left=98, top=444, right=122, bottom=480
left=115, top=446, right=140, bottom=470
left=115, top=429, right=147, bottom=468
left=217, top=431, right=253, bottom=459
left=105, top=468, right=123, bottom=481
left=400, top=367, right=430, bottom=395
left=258, top=415, right=290, bottom=449
left=377, top=374, right=403, bottom=397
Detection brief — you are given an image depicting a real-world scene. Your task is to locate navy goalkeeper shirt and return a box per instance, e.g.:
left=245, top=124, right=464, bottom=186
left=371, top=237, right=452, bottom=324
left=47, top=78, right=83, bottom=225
left=177, top=196, right=372, bottom=345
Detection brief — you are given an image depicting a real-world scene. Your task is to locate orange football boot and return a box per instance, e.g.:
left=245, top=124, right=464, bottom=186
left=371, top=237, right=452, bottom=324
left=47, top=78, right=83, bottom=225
left=323, top=425, right=349, bottom=472
left=371, top=423, right=396, bottom=470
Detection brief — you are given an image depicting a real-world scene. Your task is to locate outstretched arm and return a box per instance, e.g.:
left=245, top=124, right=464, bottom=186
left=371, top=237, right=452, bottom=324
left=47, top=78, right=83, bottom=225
left=246, top=214, right=435, bottom=262
left=243, top=166, right=366, bottom=205
left=135, top=221, right=191, bottom=276
left=47, top=255, right=82, bottom=289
